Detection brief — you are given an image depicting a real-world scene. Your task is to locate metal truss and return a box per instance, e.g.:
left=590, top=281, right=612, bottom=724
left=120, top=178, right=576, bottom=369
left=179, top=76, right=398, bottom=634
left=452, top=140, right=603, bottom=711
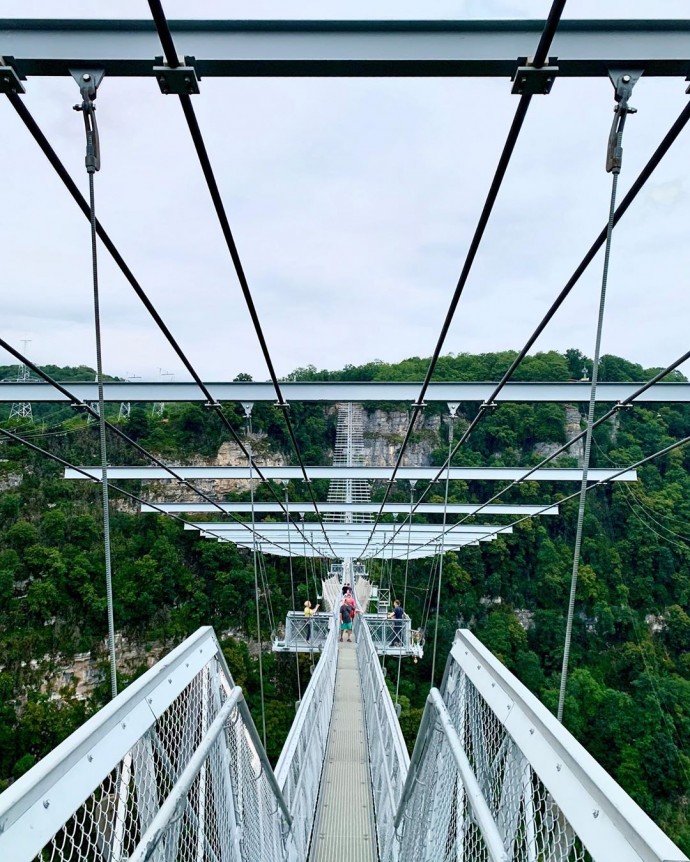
left=3, top=380, right=689, bottom=403
left=2, top=18, right=690, bottom=79
left=65, top=465, right=637, bottom=482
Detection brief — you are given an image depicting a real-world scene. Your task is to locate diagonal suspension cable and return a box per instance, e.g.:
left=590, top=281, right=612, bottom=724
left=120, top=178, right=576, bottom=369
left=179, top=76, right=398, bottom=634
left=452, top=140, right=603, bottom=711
left=371, top=96, right=690, bottom=560
left=360, top=0, right=567, bottom=557
left=398, top=347, right=690, bottom=560
left=0, top=336, right=304, bottom=555
left=147, top=0, right=336, bottom=559
left=4, top=93, right=323, bottom=559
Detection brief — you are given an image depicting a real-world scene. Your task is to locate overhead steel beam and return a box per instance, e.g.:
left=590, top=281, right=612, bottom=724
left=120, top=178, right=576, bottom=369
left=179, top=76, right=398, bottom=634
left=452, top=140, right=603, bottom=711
left=184, top=522, right=511, bottom=534
left=3, top=380, right=689, bottom=403
left=65, top=465, right=636, bottom=482
left=140, top=501, right=559, bottom=515
left=2, top=19, right=690, bottom=78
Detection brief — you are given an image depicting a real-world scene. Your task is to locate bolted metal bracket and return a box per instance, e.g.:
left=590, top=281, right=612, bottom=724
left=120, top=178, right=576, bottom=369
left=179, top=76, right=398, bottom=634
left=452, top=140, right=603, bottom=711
left=154, top=56, right=200, bottom=95
left=609, top=68, right=643, bottom=108
left=69, top=67, right=105, bottom=100
left=606, top=69, right=642, bottom=173
left=70, top=68, right=105, bottom=173
left=511, top=57, right=558, bottom=95
left=0, top=57, right=26, bottom=94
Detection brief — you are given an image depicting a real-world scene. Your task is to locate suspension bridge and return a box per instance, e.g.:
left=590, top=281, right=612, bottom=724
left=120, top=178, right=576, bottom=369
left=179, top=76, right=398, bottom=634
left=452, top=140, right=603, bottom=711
left=1, top=3, right=690, bottom=861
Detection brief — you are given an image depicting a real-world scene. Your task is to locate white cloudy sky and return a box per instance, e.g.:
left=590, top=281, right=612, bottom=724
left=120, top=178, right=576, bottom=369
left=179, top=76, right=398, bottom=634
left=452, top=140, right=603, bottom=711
left=0, top=1, right=689, bottom=382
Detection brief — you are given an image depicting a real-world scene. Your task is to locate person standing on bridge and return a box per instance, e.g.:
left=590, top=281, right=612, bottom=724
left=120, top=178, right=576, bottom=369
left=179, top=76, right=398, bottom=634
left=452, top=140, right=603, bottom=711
left=304, top=600, right=319, bottom=642
left=339, top=600, right=354, bottom=643
left=388, top=599, right=404, bottom=647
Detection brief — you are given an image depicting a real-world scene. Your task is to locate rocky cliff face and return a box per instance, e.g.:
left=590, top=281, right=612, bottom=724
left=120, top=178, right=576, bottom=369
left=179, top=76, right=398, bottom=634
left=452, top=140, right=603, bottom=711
left=533, top=404, right=584, bottom=465
left=362, top=409, right=442, bottom=466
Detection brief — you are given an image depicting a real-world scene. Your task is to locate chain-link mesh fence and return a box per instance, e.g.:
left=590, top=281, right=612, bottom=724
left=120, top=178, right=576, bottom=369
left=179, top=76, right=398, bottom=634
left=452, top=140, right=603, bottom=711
left=275, top=613, right=338, bottom=860
left=0, top=627, right=292, bottom=862
left=356, top=613, right=410, bottom=861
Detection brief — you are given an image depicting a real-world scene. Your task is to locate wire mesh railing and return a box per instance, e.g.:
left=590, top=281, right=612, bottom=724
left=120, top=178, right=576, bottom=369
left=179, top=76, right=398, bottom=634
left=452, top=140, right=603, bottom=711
left=361, top=613, right=423, bottom=658
left=274, top=614, right=338, bottom=860
left=273, top=611, right=332, bottom=652
left=355, top=613, right=410, bottom=861
left=392, top=629, right=687, bottom=862
left=0, top=627, right=293, bottom=862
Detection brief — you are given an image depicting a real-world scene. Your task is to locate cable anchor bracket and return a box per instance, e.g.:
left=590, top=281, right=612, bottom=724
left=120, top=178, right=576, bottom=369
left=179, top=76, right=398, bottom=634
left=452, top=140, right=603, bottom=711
left=606, top=69, right=642, bottom=174
left=154, top=55, right=200, bottom=95
left=511, top=56, right=558, bottom=96
left=0, top=57, right=26, bottom=94
left=70, top=68, right=105, bottom=173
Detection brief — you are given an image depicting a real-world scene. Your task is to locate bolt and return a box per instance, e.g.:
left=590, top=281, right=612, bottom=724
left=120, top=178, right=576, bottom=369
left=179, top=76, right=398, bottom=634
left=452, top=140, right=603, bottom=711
left=82, top=73, right=91, bottom=82
left=121, top=722, right=126, bottom=729
left=87, top=754, right=93, bottom=762
left=158, top=75, right=166, bottom=84
left=529, top=728, right=534, bottom=735
left=622, top=74, right=631, bottom=83
left=147, top=697, right=153, bottom=704
left=43, top=799, right=50, bottom=809
left=593, top=809, right=600, bottom=818
left=169, top=677, right=173, bottom=684
left=556, top=763, right=562, bottom=772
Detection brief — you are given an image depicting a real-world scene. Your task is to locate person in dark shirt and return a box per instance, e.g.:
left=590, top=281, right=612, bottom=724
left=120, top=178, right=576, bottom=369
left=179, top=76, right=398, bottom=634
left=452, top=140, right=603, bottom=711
left=340, top=602, right=353, bottom=643
left=388, top=600, right=404, bottom=647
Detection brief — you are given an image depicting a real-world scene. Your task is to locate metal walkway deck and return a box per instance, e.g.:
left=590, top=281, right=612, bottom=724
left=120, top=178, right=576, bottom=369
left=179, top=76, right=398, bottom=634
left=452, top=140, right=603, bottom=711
left=310, top=641, right=377, bottom=862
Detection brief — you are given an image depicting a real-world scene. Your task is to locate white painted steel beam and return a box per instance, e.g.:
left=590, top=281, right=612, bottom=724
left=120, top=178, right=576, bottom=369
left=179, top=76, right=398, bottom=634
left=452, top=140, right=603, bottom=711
left=65, top=466, right=636, bottom=481
left=140, top=501, right=559, bottom=515
left=184, top=522, right=511, bottom=534
left=2, top=19, right=690, bottom=78
left=6, top=380, right=689, bottom=403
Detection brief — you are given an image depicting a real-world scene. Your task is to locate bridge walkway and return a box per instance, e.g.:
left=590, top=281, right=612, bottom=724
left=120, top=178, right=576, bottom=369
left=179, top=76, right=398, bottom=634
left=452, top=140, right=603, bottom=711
left=309, top=640, right=377, bottom=862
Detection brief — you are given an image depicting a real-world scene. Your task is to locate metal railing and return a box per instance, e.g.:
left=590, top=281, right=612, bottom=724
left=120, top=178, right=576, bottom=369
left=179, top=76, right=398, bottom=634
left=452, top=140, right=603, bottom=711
left=273, top=611, right=332, bottom=652
left=355, top=614, right=410, bottom=861
left=0, top=627, right=293, bottom=862
left=362, top=613, right=423, bottom=658
left=392, top=629, right=688, bottom=862
left=274, top=613, right=338, bottom=860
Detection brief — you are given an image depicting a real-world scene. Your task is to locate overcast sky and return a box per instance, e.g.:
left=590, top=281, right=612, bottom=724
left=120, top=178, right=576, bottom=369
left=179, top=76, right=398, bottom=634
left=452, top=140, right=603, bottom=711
left=1, top=1, right=689, bottom=383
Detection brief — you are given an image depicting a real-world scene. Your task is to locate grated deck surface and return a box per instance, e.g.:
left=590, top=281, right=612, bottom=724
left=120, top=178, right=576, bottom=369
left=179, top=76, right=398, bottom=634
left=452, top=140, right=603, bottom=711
left=310, top=641, right=377, bottom=862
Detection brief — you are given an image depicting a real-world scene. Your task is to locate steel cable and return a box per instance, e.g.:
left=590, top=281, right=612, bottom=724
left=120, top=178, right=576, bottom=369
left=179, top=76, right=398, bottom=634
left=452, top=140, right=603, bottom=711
left=360, top=0, right=567, bottom=557
left=371, top=98, right=690, bottom=561
left=430, top=413, right=454, bottom=688
left=147, top=0, right=336, bottom=558
left=4, top=93, right=323, bottom=557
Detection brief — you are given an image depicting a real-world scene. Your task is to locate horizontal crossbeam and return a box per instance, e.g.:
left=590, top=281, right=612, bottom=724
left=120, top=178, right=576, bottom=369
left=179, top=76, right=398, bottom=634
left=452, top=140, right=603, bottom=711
left=184, top=522, right=510, bottom=534
left=141, top=501, right=559, bottom=515
left=66, top=465, right=636, bottom=482
left=2, top=19, right=690, bottom=78
left=2, top=380, right=689, bottom=403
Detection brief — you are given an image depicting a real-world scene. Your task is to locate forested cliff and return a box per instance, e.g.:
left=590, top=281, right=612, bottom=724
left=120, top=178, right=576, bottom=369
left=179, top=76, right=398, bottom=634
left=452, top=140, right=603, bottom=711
left=1, top=349, right=689, bottom=850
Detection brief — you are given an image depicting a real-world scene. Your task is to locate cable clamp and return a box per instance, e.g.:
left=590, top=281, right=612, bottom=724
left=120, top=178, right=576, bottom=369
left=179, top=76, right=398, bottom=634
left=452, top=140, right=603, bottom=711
left=275, top=400, right=289, bottom=409
left=606, top=69, right=642, bottom=174
left=480, top=401, right=498, bottom=411
left=70, top=68, right=105, bottom=173
left=511, top=56, right=558, bottom=96
left=0, top=57, right=26, bottom=94
left=615, top=401, right=634, bottom=411
left=204, top=400, right=222, bottom=409
left=412, top=401, right=426, bottom=408
left=154, top=55, right=200, bottom=95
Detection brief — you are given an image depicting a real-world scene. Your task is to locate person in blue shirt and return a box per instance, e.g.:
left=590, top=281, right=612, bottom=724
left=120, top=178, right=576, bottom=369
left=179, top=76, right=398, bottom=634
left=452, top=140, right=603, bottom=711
left=388, top=600, right=404, bottom=647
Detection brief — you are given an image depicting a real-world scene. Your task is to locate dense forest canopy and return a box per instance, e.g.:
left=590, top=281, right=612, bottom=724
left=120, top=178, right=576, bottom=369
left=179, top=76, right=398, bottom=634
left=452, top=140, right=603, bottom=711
left=0, top=349, right=688, bottom=850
